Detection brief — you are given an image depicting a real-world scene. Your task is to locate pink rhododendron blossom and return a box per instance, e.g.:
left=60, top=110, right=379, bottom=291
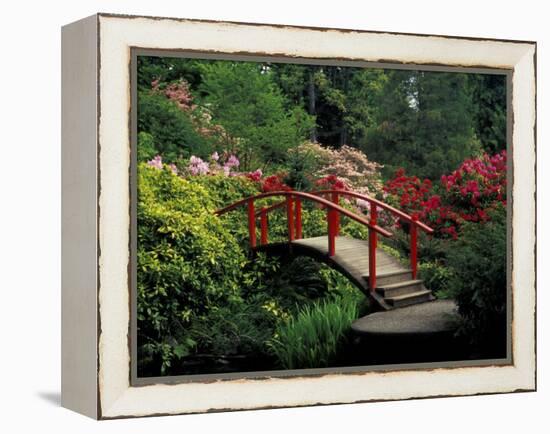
left=384, top=150, right=507, bottom=239
left=356, top=199, right=370, bottom=210
left=147, top=155, right=163, bottom=170
left=225, top=155, right=240, bottom=168
left=246, top=169, right=263, bottom=182
left=188, top=156, right=209, bottom=175
left=211, top=151, right=219, bottom=161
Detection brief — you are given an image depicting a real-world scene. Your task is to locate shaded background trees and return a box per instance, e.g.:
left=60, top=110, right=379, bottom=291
left=137, top=56, right=506, bottom=181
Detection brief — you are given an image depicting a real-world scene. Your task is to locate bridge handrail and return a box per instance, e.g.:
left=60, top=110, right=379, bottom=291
left=312, top=189, right=434, bottom=234
left=215, top=190, right=392, bottom=237
left=215, top=188, right=432, bottom=290
left=254, top=189, right=433, bottom=234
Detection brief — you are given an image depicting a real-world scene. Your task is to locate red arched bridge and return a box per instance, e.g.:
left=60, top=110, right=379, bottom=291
left=216, top=190, right=435, bottom=310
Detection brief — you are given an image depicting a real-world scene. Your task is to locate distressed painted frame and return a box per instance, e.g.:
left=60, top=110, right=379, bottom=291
left=61, top=13, right=536, bottom=419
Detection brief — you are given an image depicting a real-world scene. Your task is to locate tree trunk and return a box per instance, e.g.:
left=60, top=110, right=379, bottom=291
left=339, top=125, right=347, bottom=147
left=308, top=67, right=317, bottom=142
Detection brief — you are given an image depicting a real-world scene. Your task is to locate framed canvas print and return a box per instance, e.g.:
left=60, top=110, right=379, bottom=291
left=61, top=13, right=536, bottom=419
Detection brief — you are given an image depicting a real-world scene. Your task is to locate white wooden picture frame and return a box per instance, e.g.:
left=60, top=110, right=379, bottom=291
left=61, top=13, right=536, bottom=419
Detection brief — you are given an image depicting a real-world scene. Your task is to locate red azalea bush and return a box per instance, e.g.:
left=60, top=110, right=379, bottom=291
left=384, top=150, right=507, bottom=239
left=314, top=174, right=349, bottom=191
left=260, top=174, right=292, bottom=192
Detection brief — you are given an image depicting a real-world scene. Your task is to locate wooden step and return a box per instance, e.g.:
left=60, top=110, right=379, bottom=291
left=376, top=279, right=425, bottom=298
left=367, top=270, right=412, bottom=288
left=385, top=289, right=434, bottom=308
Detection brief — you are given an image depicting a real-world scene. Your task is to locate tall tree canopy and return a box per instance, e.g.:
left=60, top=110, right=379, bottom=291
left=136, top=56, right=507, bottom=179
left=361, top=70, right=482, bottom=179
left=198, top=62, right=314, bottom=170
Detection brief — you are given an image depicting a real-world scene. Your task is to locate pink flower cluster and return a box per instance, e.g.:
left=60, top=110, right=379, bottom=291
left=245, top=169, right=263, bottom=182
left=185, top=153, right=241, bottom=177
left=441, top=151, right=507, bottom=206
left=188, top=156, right=209, bottom=175
left=147, top=155, right=177, bottom=174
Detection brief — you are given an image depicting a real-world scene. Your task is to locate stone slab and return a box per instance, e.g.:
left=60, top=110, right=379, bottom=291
left=351, top=299, right=460, bottom=337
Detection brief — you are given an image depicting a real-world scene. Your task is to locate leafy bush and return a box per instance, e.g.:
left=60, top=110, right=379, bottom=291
left=137, top=164, right=248, bottom=374
left=418, top=261, right=454, bottom=298
left=189, top=300, right=278, bottom=357
left=268, top=297, right=358, bottom=369
left=137, top=132, right=158, bottom=162
left=138, top=90, right=212, bottom=162
left=446, top=203, right=507, bottom=354
left=198, top=61, right=315, bottom=169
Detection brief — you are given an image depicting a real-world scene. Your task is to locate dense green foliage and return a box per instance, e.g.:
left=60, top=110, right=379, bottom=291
left=418, top=261, right=454, bottom=299
left=137, top=164, right=248, bottom=373
left=138, top=90, right=213, bottom=162
left=198, top=62, right=315, bottom=169
left=137, top=163, right=366, bottom=375
left=469, top=74, right=507, bottom=154
left=268, top=297, right=358, bottom=369
left=137, top=56, right=506, bottom=180
left=446, top=203, right=507, bottom=354
left=363, top=71, right=482, bottom=179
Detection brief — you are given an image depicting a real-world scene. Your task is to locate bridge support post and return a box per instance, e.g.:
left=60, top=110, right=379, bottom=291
left=260, top=207, right=268, bottom=245
left=368, top=204, right=378, bottom=291
left=331, top=192, right=340, bottom=236
left=411, top=215, right=418, bottom=279
left=247, top=199, right=256, bottom=248
left=328, top=208, right=337, bottom=256
left=368, top=227, right=377, bottom=290
left=294, top=197, right=302, bottom=239
left=286, top=195, right=295, bottom=242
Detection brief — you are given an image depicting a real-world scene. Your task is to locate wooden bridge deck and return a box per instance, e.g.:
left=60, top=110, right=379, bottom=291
left=256, top=235, right=434, bottom=310
left=292, top=236, right=404, bottom=279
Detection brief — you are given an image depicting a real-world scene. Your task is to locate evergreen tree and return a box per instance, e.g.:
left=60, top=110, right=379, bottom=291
left=198, top=61, right=314, bottom=170
left=468, top=74, right=507, bottom=153
left=363, top=70, right=481, bottom=180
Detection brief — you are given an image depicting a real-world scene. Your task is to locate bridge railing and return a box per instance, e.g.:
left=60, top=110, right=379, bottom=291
left=215, top=190, right=392, bottom=290
left=312, top=190, right=434, bottom=281
left=249, top=189, right=434, bottom=282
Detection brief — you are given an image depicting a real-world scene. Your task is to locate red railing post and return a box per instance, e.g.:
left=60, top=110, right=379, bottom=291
left=368, top=227, right=376, bottom=291
left=247, top=199, right=256, bottom=248
left=331, top=192, right=340, bottom=236
left=370, top=204, right=378, bottom=249
left=260, top=207, right=268, bottom=245
left=294, top=197, right=302, bottom=239
left=368, top=204, right=378, bottom=291
left=328, top=207, right=336, bottom=257
left=286, top=194, right=295, bottom=243
left=411, top=215, right=418, bottom=279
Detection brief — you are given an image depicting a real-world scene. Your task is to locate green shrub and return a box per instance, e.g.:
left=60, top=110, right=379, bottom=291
left=137, top=164, right=248, bottom=375
left=446, top=203, right=507, bottom=353
left=268, top=297, right=358, bottom=369
left=191, top=174, right=261, bottom=247
left=418, top=261, right=454, bottom=298
left=384, top=229, right=449, bottom=263
left=189, top=299, right=278, bottom=357
left=138, top=90, right=212, bottom=162
left=198, top=61, right=314, bottom=169
left=319, top=265, right=369, bottom=313
left=137, top=132, right=158, bottom=162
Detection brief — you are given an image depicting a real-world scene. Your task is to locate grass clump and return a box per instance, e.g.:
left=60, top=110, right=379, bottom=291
left=268, top=297, right=358, bottom=370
